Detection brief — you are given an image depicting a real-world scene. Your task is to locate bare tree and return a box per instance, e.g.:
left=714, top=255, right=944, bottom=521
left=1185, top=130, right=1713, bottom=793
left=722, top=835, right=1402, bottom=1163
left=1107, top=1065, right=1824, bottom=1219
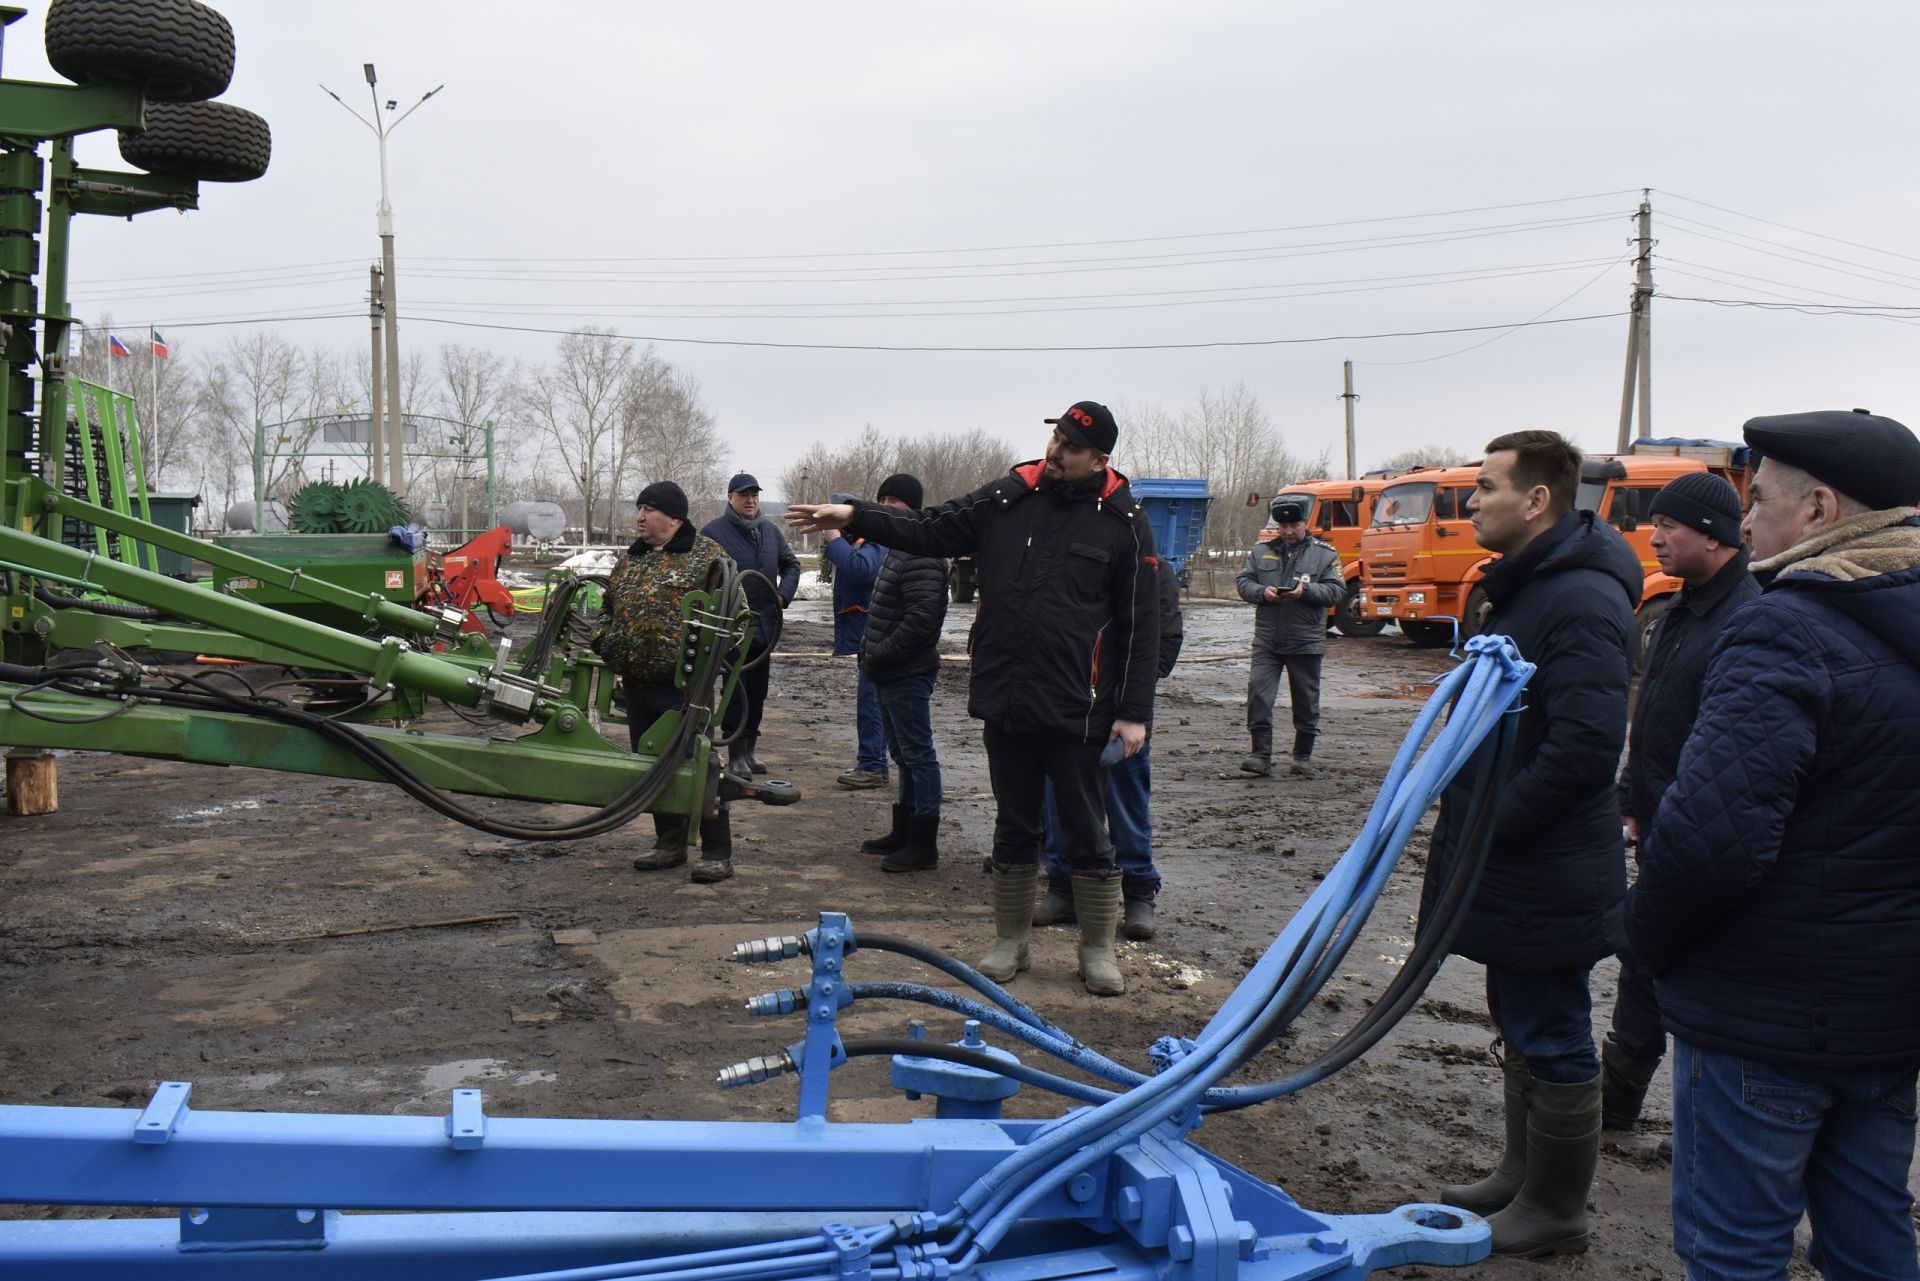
left=431, top=343, right=515, bottom=533
left=192, top=333, right=332, bottom=526
left=777, top=427, right=1015, bottom=513
left=516, top=327, right=632, bottom=542
left=619, top=348, right=722, bottom=522
left=1372, top=444, right=1471, bottom=472
left=66, top=317, right=197, bottom=493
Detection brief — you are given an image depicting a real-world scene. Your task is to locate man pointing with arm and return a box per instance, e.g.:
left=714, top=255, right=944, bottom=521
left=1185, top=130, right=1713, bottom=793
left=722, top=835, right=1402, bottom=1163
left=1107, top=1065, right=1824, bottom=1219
left=788, top=400, right=1160, bottom=995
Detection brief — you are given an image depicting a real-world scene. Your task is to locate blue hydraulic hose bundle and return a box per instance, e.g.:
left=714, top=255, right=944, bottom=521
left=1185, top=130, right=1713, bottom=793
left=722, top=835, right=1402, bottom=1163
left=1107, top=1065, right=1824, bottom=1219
left=480, top=635, right=1534, bottom=1281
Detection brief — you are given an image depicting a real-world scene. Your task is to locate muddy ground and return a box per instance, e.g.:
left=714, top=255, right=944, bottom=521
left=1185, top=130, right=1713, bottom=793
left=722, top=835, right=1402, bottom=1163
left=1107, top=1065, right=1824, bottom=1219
left=0, top=594, right=1828, bottom=1276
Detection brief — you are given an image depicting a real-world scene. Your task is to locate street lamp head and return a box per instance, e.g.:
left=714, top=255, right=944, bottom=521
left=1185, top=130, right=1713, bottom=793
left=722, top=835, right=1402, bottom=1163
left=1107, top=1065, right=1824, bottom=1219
left=385, top=100, right=397, bottom=111
left=363, top=62, right=377, bottom=86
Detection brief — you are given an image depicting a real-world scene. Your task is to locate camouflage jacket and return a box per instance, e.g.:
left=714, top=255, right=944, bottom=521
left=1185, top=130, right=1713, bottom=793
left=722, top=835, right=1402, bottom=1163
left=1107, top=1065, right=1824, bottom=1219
left=599, top=528, right=730, bottom=686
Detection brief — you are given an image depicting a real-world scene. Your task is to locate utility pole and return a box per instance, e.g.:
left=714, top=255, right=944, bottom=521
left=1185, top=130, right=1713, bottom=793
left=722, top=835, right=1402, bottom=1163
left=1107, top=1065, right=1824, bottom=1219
left=1340, top=359, right=1358, bottom=480
left=321, top=67, right=444, bottom=496
left=1615, top=190, right=1655, bottom=452
left=368, top=263, right=385, bottom=485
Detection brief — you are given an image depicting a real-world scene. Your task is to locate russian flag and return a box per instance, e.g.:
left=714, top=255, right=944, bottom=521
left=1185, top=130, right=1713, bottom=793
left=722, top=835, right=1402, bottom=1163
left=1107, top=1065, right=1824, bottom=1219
left=107, top=332, right=131, bottom=358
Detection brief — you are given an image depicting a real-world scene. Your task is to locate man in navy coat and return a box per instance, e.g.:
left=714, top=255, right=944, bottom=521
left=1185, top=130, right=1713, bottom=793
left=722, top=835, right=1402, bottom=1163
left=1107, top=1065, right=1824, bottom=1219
left=1628, top=409, right=1920, bottom=1281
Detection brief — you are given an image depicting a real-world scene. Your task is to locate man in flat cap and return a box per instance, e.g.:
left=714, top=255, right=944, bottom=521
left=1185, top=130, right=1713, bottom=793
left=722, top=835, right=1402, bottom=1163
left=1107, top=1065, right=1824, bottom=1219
left=1627, top=409, right=1920, bottom=1279
left=1603, top=471, right=1760, bottom=1139
left=1236, top=495, right=1345, bottom=776
left=786, top=401, right=1161, bottom=996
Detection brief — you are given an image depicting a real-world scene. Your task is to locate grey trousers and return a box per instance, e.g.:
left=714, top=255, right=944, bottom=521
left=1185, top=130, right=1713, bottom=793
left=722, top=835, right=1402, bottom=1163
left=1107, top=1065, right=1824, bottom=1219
left=1246, top=649, right=1323, bottom=751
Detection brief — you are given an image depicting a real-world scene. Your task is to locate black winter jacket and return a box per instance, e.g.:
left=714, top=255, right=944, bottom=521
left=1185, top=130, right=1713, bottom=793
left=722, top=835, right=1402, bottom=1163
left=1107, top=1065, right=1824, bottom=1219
left=1619, top=548, right=1760, bottom=833
left=845, top=462, right=1160, bottom=742
left=1627, top=515, right=1920, bottom=1068
left=860, top=548, right=950, bottom=684
left=1419, top=510, right=1642, bottom=970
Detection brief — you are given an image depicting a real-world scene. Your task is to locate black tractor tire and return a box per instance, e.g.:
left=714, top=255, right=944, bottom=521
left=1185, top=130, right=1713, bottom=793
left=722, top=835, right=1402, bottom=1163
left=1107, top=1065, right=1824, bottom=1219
left=1399, top=619, right=1455, bottom=647
left=1633, top=596, right=1670, bottom=674
left=118, top=99, right=270, bottom=183
left=45, top=0, right=235, bottom=103
left=1332, top=578, right=1387, bottom=637
left=951, top=559, right=977, bottom=604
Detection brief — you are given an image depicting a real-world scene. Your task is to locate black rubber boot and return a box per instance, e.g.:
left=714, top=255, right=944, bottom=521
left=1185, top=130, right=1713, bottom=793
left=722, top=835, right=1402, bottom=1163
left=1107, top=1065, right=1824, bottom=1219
left=1290, top=731, right=1316, bottom=775
left=882, top=813, right=940, bottom=874
left=1601, top=1040, right=1660, bottom=1130
left=633, top=815, right=689, bottom=872
left=1032, top=881, right=1077, bottom=926
left=691, top=810, right=734, bottom=883
left=1441, top=1045, right=1530, bottom=1214
left=860, top=804, right=911, bottom=854
left=1487, top=1072, right=1601, bottom=1257
left=1240, top=729, right=1273, bottom=775
left=1122, top=894, right=1157, bottom=941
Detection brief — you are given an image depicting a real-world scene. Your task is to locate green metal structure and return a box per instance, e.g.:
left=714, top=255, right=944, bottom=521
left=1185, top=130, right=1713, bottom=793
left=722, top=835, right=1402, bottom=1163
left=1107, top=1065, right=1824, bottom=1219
left=0, top=2, right=788, bottom=834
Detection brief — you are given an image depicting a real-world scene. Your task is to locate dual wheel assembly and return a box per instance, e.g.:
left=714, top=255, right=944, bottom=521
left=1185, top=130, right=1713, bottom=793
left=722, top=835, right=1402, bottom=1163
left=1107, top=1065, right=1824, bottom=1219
left=44, top=0, right=270, bottom=183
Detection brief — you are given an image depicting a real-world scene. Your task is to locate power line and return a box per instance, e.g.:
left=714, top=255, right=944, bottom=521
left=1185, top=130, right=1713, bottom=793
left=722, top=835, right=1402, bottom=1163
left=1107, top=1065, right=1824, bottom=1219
left=1359, top=255, right=1630, bottom=366
left=1658, top=212, right=1920, bottom=290
left=1657, top=190, right=1920, bottom=267
left=397, top=310, right=1629, bottom=353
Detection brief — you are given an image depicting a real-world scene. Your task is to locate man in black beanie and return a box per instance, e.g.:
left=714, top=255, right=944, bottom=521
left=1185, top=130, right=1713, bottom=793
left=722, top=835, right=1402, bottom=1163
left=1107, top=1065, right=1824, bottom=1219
left=1605, top=469, right=1758, bottom=1136
left=599, top=481, right=738, bottom=883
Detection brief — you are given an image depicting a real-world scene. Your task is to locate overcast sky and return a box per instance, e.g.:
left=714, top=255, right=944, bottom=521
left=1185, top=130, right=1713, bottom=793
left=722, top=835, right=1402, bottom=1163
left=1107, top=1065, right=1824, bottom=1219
left=19, top=1, right=1920, bottom=497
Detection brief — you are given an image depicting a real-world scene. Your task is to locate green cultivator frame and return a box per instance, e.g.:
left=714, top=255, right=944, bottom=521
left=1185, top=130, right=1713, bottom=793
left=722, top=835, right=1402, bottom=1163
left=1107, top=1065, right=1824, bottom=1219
left=0, top=1, right=788, bottom=835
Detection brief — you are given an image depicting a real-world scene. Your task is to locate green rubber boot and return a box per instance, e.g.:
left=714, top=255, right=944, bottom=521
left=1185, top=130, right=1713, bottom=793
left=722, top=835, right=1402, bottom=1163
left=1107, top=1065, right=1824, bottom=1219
left=977, top=865, right=1036, bottom=983
left=1441, top=1044, right=1531, bottom=1214
left=1070, top=874, right=1125, bottom=996
left=1487, top=1072, right=1601, bottom=1257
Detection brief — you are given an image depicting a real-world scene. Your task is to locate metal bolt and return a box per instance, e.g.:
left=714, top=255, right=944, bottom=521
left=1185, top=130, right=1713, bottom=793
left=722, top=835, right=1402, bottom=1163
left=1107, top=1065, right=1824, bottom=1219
left=1168, top=1227, right=1195, bottom=1261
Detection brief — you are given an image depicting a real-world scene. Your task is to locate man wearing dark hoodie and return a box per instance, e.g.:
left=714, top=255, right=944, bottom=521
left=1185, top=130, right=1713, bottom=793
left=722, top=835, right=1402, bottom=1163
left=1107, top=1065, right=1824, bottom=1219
left=1422, top=430, right=1642, bottom=1258
left=1627, top=410, right=1920, bottom=1281
left=786, top=401, right=1160, bottom=997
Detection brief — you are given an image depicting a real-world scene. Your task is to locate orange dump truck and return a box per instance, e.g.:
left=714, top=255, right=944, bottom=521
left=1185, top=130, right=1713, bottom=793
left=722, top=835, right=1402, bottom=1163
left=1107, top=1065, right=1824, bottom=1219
left=1357, top=438, right=1754, bottom=651
left=1266, top=474, right=1407, bottom=636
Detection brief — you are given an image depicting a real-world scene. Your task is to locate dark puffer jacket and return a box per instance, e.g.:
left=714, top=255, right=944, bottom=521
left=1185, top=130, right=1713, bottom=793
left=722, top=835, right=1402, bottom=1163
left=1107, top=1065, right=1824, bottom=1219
left=1618, top=547, right=1761, bottom=833
left=1419, top=510, right=1643, bottom=970
left=861, top=548, right=949, bottom=684
left=1627, top=516, right=1920, bottom=1068
left=844, top=462, right=1160, bottom=743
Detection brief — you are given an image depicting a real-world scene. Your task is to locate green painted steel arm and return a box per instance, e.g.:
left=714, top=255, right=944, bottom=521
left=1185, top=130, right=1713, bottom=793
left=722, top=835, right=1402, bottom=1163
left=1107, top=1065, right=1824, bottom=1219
left=0, top=524, right=525, bottom=712
left=0, top=688, right=703, bottom=810
left=18, top=480, right=453, bottom=642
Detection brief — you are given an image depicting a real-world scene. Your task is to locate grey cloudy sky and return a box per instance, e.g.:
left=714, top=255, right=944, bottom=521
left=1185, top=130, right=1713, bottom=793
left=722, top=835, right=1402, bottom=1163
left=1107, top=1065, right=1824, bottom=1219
left=21, top=0, right=1920, bottom=496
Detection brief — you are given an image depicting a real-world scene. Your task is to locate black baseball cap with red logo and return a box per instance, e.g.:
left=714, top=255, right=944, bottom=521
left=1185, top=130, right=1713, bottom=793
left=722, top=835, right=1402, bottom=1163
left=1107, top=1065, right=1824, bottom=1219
left=1044, top=400, right=1118, bottom=454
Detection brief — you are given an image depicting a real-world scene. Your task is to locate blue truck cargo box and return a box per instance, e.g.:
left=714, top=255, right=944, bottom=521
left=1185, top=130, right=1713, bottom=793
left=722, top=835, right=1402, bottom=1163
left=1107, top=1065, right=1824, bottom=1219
left=1130, top=477, right=1213, bottom=576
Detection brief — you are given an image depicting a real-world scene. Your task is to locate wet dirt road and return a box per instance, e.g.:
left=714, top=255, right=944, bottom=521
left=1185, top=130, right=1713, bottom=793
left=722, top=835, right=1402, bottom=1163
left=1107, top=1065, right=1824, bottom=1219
left=0, top=594, right=1818, bottom=1275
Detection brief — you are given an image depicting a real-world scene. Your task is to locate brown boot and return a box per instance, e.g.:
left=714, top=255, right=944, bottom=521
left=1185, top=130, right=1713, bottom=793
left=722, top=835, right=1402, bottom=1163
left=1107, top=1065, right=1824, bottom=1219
left=1441, top=1044, right=1530, bottom=1214
left=977, top=865, right=1036, bottom=982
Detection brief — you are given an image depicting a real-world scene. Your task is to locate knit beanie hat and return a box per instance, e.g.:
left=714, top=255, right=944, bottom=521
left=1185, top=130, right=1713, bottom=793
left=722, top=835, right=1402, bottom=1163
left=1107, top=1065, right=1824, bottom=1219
left=1649, top=471, right=1742, bottom=545
left=635, top=480, right=689, bottom=522
left=877, top=473, right=924, bottom=509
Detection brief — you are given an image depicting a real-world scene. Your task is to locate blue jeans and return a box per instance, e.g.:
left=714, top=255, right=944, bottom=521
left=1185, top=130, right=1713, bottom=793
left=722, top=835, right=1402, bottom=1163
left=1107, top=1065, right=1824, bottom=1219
left=854, top=662, right=888, bottom=774
left=1672, top=1039, right=1920, bottom=1281
left=873, top=674, right=939, bottom=816
left=1484, top=965, right=1598, bottom=1083
left=1042, top=741, right=1161, bottom=898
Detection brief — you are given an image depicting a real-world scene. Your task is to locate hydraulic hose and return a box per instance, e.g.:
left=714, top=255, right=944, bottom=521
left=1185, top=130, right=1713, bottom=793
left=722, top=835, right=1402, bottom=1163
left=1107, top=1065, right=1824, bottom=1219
left=33, top=587, right=165, bottom=620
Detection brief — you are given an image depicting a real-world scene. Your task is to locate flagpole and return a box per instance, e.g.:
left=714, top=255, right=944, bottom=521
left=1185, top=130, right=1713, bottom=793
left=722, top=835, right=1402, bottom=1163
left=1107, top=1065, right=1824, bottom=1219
left=149, top=327, right=158, bottom=470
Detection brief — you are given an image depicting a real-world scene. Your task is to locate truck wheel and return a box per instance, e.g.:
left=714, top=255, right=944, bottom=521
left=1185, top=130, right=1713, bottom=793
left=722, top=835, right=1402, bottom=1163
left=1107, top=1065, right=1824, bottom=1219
left=118, top=99, right=270, bottom=182
left=46, top=0, right=235, bottom=103
left=1400, top=619, right=1454, bottom=647
left=1332, top=579, right=1387, bottom=637
left=1634, top=597, right=1670, bottom=674
left=1465, top=585, right=1494, bottom=637
left=950, top=561, right=976, bottom=604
